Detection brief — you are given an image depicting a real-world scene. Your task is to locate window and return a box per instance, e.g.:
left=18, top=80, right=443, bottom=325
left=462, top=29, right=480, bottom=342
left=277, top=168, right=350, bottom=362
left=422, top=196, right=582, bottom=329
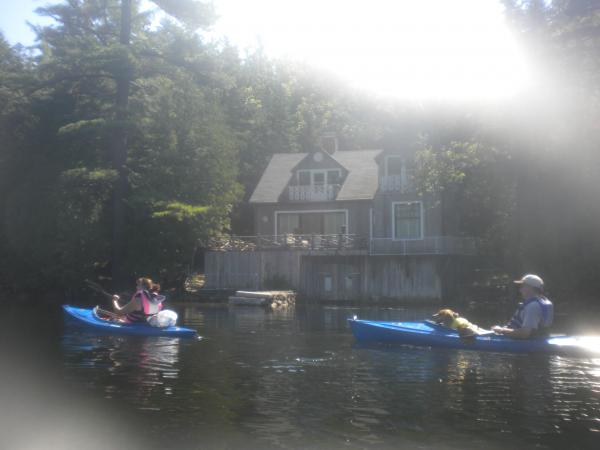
left=323, top=211, right=346, bottom=234
left=382, top=156, right=415, bottom=192
left=298, top=171, right=310, bottom=185
left=343, top=273, right=361, bottom=292
left=393, top=202, right=422, bottom=239
left=295, top=169, right=342, bottom=186
left=386, top=156, right=403, bottom=176
left=323, top=274, right=333, bottom=292
left=276, top=210, right=348, bottom=235
left=313, top=172, right=325, bottom=185
left=277, top=213, right=300, bottom=235
left=344, top=274, right=353, bottom=290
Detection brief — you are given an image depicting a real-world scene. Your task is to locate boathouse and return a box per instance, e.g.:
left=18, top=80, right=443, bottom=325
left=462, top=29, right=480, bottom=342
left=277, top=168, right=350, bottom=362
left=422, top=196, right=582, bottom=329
left=204, top=137, right=477, bottom=302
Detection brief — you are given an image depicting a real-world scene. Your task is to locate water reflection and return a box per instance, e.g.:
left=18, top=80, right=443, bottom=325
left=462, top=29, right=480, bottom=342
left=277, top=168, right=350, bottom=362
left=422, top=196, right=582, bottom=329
left=56, top=304, right=600, bottom=449
left=62, top=330, right=181, bottom=409
left=349, top=341, right=600, bottom=448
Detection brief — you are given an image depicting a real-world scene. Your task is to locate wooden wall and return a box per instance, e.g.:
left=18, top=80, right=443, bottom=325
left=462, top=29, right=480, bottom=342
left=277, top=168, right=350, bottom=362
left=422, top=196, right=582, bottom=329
left=204, top=250, right=302, bottom=290
left=364, top=256, right=442, bottom=301
left=300, top=255, right=442, bottom=302
left=205, top=251, right=445, bottom=302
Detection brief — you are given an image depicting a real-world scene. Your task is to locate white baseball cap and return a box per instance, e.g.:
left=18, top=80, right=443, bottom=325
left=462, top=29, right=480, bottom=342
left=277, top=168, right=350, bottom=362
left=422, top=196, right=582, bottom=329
left=514, top=274, right=544, bottom=289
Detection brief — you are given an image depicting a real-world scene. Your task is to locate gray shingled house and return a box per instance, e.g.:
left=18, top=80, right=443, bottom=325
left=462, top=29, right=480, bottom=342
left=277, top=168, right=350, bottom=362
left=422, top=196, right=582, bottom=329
left=204, top=139, right=477, bottom=302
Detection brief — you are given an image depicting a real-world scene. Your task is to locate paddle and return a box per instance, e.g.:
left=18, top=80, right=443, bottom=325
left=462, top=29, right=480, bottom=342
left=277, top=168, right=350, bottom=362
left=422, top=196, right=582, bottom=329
left=85, top=280, right=125, bottom=321
left=93, top=306, right=121, bottom=320
left=85, top=279, right=114, bottom=300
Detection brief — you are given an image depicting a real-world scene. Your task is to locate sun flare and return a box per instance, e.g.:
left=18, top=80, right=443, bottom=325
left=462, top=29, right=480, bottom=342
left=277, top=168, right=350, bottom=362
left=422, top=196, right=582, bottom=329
left=208, top=0, right=531, bottom=101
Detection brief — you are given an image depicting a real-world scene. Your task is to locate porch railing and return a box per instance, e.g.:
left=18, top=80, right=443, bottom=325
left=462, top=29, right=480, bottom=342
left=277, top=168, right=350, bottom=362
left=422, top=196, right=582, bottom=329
left=206, top=235, right=478, bottom=255
left=288, top=184, right=340, bottom=201
left=379, top=175, right=413, bottom=193
left=207, top=234, right=367, bottom=251
left=369, top=236, right=479, bottom=255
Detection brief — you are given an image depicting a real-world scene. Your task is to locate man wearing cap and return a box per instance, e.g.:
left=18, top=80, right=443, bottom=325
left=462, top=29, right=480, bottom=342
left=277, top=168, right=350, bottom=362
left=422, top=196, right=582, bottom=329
left=492, top=274, right=554, bottom=339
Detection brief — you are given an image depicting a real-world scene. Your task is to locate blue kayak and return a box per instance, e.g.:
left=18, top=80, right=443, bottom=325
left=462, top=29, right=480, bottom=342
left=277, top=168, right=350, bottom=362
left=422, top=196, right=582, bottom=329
left=348, top=319, right=600, bottom=355
left=63, top=305, right=197, bottom=337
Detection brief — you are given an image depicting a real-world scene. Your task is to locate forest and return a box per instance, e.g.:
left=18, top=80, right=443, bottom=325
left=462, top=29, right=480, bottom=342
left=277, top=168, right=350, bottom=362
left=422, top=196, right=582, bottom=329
left=1, top=0, right=599, bottom=296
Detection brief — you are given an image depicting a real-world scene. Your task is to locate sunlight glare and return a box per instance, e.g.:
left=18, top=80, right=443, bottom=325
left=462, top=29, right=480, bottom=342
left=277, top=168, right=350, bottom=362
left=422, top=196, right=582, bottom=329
left=209, top=0, right=531, bottom=101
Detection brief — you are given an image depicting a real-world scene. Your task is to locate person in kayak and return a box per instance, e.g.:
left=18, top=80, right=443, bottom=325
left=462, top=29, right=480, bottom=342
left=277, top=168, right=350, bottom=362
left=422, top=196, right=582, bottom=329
left=492, top=274, right=553, bottom=339
left=111, top=277, right=164, bottom=323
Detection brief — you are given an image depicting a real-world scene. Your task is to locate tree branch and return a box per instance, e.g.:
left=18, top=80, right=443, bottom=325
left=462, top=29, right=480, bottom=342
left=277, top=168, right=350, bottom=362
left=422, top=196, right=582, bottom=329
left=26, top=73, right=116, bottom=95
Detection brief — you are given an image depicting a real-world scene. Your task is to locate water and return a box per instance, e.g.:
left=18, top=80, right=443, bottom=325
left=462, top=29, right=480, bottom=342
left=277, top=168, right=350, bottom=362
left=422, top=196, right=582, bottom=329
left=2, top=300, right=600, bottom=449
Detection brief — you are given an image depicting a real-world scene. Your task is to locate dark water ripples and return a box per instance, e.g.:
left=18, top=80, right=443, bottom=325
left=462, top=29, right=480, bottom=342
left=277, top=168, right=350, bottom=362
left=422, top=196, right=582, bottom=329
left=7, top=302, right=600, bottom=449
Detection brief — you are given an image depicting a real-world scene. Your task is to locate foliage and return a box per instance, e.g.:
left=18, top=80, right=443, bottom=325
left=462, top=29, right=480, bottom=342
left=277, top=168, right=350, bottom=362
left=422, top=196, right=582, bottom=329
left=0, top=1, right=239, bottom=290
left=415, top=140, right=515, bottom=258
left=501, top=0, right=600, bottom=291
left=1, top=0, right=600, bottom=296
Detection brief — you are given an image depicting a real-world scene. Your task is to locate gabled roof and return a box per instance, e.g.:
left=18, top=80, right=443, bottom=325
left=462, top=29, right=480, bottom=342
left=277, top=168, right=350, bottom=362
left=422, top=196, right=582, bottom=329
left=249, top=149, right=383, bottom=203
left=249, top=153, right=306, bottom=203
left=291, top=149, right=346, bottom=173
left=335, top=150, right=382, bottom=200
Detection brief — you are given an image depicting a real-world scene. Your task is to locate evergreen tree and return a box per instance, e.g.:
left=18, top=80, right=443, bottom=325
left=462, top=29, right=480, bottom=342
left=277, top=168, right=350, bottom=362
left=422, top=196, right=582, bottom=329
left=0, top=1, right=240, bottom=290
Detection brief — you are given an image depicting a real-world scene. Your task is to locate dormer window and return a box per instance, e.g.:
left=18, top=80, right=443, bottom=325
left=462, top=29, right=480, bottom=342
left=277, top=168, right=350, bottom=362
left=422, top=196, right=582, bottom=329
left=381, top=155, right=413, bottom=192
left=296, top=169, right=342, bottom=186
left=298, top=171, right=310, bottom=185
left=313, top=172, right=325, bottom=186
left=386, top=156, right=404, bottom=176
left=288, top=150, right=345, bottom=202
left=290, top=168, right=343, bottom=201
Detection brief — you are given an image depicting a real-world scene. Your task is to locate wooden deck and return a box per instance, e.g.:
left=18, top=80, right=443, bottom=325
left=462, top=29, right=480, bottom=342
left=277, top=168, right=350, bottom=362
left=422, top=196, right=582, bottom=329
left=206, top=234, right=367, bottom=252
left=205, top=234, right=477, bottom=256
left=203, top=234, right=477, bottom=302
left=228, top=290, right=296, bottom=307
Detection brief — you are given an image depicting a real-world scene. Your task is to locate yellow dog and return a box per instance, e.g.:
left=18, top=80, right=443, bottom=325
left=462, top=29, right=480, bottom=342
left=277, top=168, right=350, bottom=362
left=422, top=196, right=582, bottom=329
left=432, top=309, right=480, bottom=337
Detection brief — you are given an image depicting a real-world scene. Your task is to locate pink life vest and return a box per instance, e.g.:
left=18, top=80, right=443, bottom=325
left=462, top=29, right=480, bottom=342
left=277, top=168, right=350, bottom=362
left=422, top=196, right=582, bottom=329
left=126, top=289, right=163, bottom=322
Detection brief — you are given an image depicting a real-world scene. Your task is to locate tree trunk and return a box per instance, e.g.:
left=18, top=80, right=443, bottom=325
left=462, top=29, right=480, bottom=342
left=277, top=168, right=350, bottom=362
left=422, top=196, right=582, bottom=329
left=110, top=0, right=132, bottom=288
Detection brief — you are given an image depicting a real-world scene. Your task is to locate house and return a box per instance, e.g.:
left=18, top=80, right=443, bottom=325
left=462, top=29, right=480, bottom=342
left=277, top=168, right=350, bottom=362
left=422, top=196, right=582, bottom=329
left=204, top=137, right=477, bottom=302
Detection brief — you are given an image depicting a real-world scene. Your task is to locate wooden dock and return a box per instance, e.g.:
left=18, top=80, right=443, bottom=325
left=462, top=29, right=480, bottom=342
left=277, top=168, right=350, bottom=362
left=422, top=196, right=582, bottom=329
left=228, top=290, right=296, bottom=307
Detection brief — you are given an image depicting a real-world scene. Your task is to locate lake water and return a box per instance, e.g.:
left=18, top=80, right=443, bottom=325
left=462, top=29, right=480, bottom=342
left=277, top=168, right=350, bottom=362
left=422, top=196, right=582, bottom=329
left=2, top=299, right=600, bottom=449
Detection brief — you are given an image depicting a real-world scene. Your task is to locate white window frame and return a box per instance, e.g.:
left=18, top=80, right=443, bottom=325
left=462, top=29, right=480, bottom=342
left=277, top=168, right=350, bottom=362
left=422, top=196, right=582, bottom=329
left=297, top=170, right=311, bottom=185
left=274, top=209, right=349, bottom=236
left=312, top=171, right=326, bottom=185
left=385, top=155, right=405, bottom=177
left=391, top=201, right=424, bottom=241
left=344, top=272, right=360, bottom=291
left=297, top=168, right=342, bottom=185
left=322, top=273, right=333, bottom=292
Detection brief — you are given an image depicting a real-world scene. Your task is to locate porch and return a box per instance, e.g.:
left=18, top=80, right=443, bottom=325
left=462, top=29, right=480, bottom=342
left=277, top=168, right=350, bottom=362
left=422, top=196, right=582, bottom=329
left=288, top=184, right=340, bottom=201
left=206, top=234, right=478, bottom=256
left=203, top=234, right=478, bottom=299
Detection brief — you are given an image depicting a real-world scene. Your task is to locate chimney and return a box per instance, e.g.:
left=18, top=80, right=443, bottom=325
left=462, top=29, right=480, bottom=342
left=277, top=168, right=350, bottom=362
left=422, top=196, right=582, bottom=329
left=320, top=132, right=338, bottom=154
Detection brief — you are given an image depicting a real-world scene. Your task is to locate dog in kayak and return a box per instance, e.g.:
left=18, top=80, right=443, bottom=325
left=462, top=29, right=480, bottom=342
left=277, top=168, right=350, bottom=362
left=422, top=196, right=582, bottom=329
left=432, top=309, right=487, bottom=337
